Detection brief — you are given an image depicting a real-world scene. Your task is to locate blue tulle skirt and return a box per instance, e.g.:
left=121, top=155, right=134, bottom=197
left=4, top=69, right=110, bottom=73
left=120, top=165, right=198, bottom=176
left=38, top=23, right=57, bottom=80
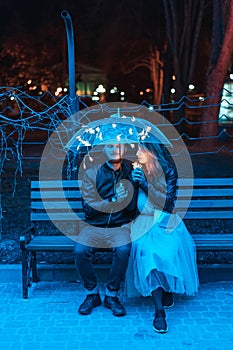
left=125, top=211, right=199, bottom=297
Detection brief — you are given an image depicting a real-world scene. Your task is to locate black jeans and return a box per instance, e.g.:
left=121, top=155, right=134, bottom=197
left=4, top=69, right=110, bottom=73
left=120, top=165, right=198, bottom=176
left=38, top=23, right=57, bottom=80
left=73, top=224, right=131, bottom=293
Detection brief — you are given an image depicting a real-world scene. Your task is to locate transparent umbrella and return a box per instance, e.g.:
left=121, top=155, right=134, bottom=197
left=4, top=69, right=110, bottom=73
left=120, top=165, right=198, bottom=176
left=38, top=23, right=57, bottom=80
left=65, top=113, right=172, bottom=154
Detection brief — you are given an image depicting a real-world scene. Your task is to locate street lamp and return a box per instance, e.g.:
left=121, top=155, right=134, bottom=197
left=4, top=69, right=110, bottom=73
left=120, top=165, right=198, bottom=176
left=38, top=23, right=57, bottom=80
left=61, top=10, right=79, bottom=113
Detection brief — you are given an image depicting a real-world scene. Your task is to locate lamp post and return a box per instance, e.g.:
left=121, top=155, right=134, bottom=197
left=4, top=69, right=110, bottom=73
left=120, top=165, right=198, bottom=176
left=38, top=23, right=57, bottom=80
left=61, top=10, right=79, bottom=114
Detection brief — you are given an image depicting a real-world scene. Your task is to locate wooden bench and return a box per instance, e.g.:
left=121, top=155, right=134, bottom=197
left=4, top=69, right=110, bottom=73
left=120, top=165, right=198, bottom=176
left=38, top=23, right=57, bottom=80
left=20, top=178, right=233, bottom=298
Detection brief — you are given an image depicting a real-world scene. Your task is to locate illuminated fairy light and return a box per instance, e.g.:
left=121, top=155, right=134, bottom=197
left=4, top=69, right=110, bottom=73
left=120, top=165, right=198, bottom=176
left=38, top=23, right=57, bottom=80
left=74, top=123, right=139, bottom=149
left=137, top=126, right=152, bottom=141
left=76, top=135, right=91, bottom=147
left=55, top=87, right=63, bottom=96
left=188, top=84, right=195, bottom=90
left=0, top=87, right=77, bottom=192
left=132, top=162, right=142, bottom=169
left=96, top=84, right=106, bottom=93
left=85, top=128, right=95, bottom=134
left=110, top=86, right=118, bottom=94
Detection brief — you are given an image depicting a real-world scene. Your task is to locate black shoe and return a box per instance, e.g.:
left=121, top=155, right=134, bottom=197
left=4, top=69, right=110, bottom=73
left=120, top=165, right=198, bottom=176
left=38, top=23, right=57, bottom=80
left=103, top=295, right=126, bottom=316
left=78, top=294, right=102, bottom=315
left=162, top=291, right=174, bottom=309
left=153, top=309, right=168, bottom=333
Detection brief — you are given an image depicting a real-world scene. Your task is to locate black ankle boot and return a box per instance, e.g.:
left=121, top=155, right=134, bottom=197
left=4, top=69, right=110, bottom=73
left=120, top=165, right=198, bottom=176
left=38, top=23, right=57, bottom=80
left=153, top=309, right=168, bottom=333
left=162, top=291, right=174, bottom=308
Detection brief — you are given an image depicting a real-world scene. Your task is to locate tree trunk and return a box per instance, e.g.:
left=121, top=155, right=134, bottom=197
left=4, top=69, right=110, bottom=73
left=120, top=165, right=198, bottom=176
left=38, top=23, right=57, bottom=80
left=200, top=0, right=233, bottom=140
left=162, top=0, right=205, bottom=134
left=150, top=48, right=164, bottom=104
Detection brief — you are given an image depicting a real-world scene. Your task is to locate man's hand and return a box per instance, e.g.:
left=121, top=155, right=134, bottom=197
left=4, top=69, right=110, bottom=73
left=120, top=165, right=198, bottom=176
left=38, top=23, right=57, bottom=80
left=115, top=182, right=128, bottom=203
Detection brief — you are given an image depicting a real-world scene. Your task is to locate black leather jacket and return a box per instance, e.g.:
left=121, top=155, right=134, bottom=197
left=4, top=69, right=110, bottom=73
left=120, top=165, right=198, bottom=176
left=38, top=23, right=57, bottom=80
left=140, top=164, right=178, bottom=214
left=81, top=160, right=138, bottom=227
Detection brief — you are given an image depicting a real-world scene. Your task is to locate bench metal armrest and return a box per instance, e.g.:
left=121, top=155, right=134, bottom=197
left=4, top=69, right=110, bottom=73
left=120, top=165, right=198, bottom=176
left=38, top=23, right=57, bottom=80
left=20, top=225, right=35, bottom=249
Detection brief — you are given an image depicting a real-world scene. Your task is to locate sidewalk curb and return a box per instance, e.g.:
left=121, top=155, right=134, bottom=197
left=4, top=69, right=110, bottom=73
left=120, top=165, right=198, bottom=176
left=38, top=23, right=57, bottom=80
left=0, top=263, right=110, bottom=283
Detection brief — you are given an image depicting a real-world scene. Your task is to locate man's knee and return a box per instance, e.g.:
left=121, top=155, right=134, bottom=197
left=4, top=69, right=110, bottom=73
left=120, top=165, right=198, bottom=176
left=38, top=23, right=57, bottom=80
left=114, top=243, right=131, bottom=257
left=74, top=242, right=93, bottom=258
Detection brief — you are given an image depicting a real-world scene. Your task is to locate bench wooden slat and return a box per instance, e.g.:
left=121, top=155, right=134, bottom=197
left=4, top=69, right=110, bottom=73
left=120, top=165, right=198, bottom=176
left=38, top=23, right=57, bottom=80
left=176, top=199, right=233, bottom=208
left=30, top=213, right=85, bottom=221
left=31, top=178, right=233, bottom=188
left=177, top=178, right=233, bottom=186
left=31, top=190, right=81, bottom=199
left=177, top=189, right=233, bottom=197
left=31, top=211, right=233, bottom=220
left=193, top=233, right=233, bottom=240
left=193, top=234, right=233, bottom=250
left=181, top=211, right=233, bottom=219
left=31, top=211, right=233, bottom=221
left=31, top=180, right=81, bottom=188
left=24, top=234, right=233, bottom=251
left=31, top=201, right=83, bottom=210
left=26, top=236, right=75, bottom=251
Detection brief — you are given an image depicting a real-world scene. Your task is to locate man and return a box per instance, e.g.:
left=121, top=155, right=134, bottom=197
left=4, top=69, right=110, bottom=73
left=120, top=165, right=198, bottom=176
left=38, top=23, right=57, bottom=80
left=74, top=141, right=138, bottom=317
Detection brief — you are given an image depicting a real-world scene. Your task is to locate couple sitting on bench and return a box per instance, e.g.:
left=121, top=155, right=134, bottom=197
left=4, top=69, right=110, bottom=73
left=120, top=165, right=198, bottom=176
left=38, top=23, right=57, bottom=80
left=74, top=138, right=199, bottom=334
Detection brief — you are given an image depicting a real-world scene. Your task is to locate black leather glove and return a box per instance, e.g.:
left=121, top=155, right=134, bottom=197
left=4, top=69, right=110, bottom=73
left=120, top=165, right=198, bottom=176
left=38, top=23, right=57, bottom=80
left=132, top=168, right=148, bottom=190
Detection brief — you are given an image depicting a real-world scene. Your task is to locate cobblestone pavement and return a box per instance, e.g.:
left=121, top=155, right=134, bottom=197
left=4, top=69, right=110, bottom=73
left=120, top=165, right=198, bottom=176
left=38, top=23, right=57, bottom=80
left=1, top=281, right=233, bottom=350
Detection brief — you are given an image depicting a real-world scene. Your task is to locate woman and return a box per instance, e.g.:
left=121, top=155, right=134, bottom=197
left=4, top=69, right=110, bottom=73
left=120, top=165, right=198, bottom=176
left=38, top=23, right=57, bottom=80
left=126, top=143, right=199, bottom=333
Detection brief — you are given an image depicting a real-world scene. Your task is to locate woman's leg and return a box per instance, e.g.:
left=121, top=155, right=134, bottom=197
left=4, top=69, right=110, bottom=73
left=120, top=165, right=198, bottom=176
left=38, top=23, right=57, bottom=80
left=162, top=290, right=174, bottom=308
left=151, top=287, right=163, bottom=311
left=151, top=288, right=168, bottom=333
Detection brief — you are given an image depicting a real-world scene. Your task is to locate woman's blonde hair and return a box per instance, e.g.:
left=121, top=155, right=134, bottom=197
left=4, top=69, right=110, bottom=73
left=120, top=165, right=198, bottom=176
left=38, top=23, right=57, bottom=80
left=139, top=143, right=167, bottom=190
left=139, top=145, right=161, bottom=175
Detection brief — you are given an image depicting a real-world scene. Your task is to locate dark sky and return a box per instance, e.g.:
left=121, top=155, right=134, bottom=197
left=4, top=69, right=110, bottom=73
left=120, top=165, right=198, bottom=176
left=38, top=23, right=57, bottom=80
left=0, top=1, right=167, bottom=86
left=0, top=0, right=165, bottom=56
left=0, top=0, right=213, bottom=98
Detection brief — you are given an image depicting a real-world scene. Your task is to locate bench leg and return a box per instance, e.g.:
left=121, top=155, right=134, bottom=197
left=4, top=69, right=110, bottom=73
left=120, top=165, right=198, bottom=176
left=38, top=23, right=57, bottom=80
left=31, top=252, right=39, bottom=282
left=22, top=249, right=30, bottom=299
